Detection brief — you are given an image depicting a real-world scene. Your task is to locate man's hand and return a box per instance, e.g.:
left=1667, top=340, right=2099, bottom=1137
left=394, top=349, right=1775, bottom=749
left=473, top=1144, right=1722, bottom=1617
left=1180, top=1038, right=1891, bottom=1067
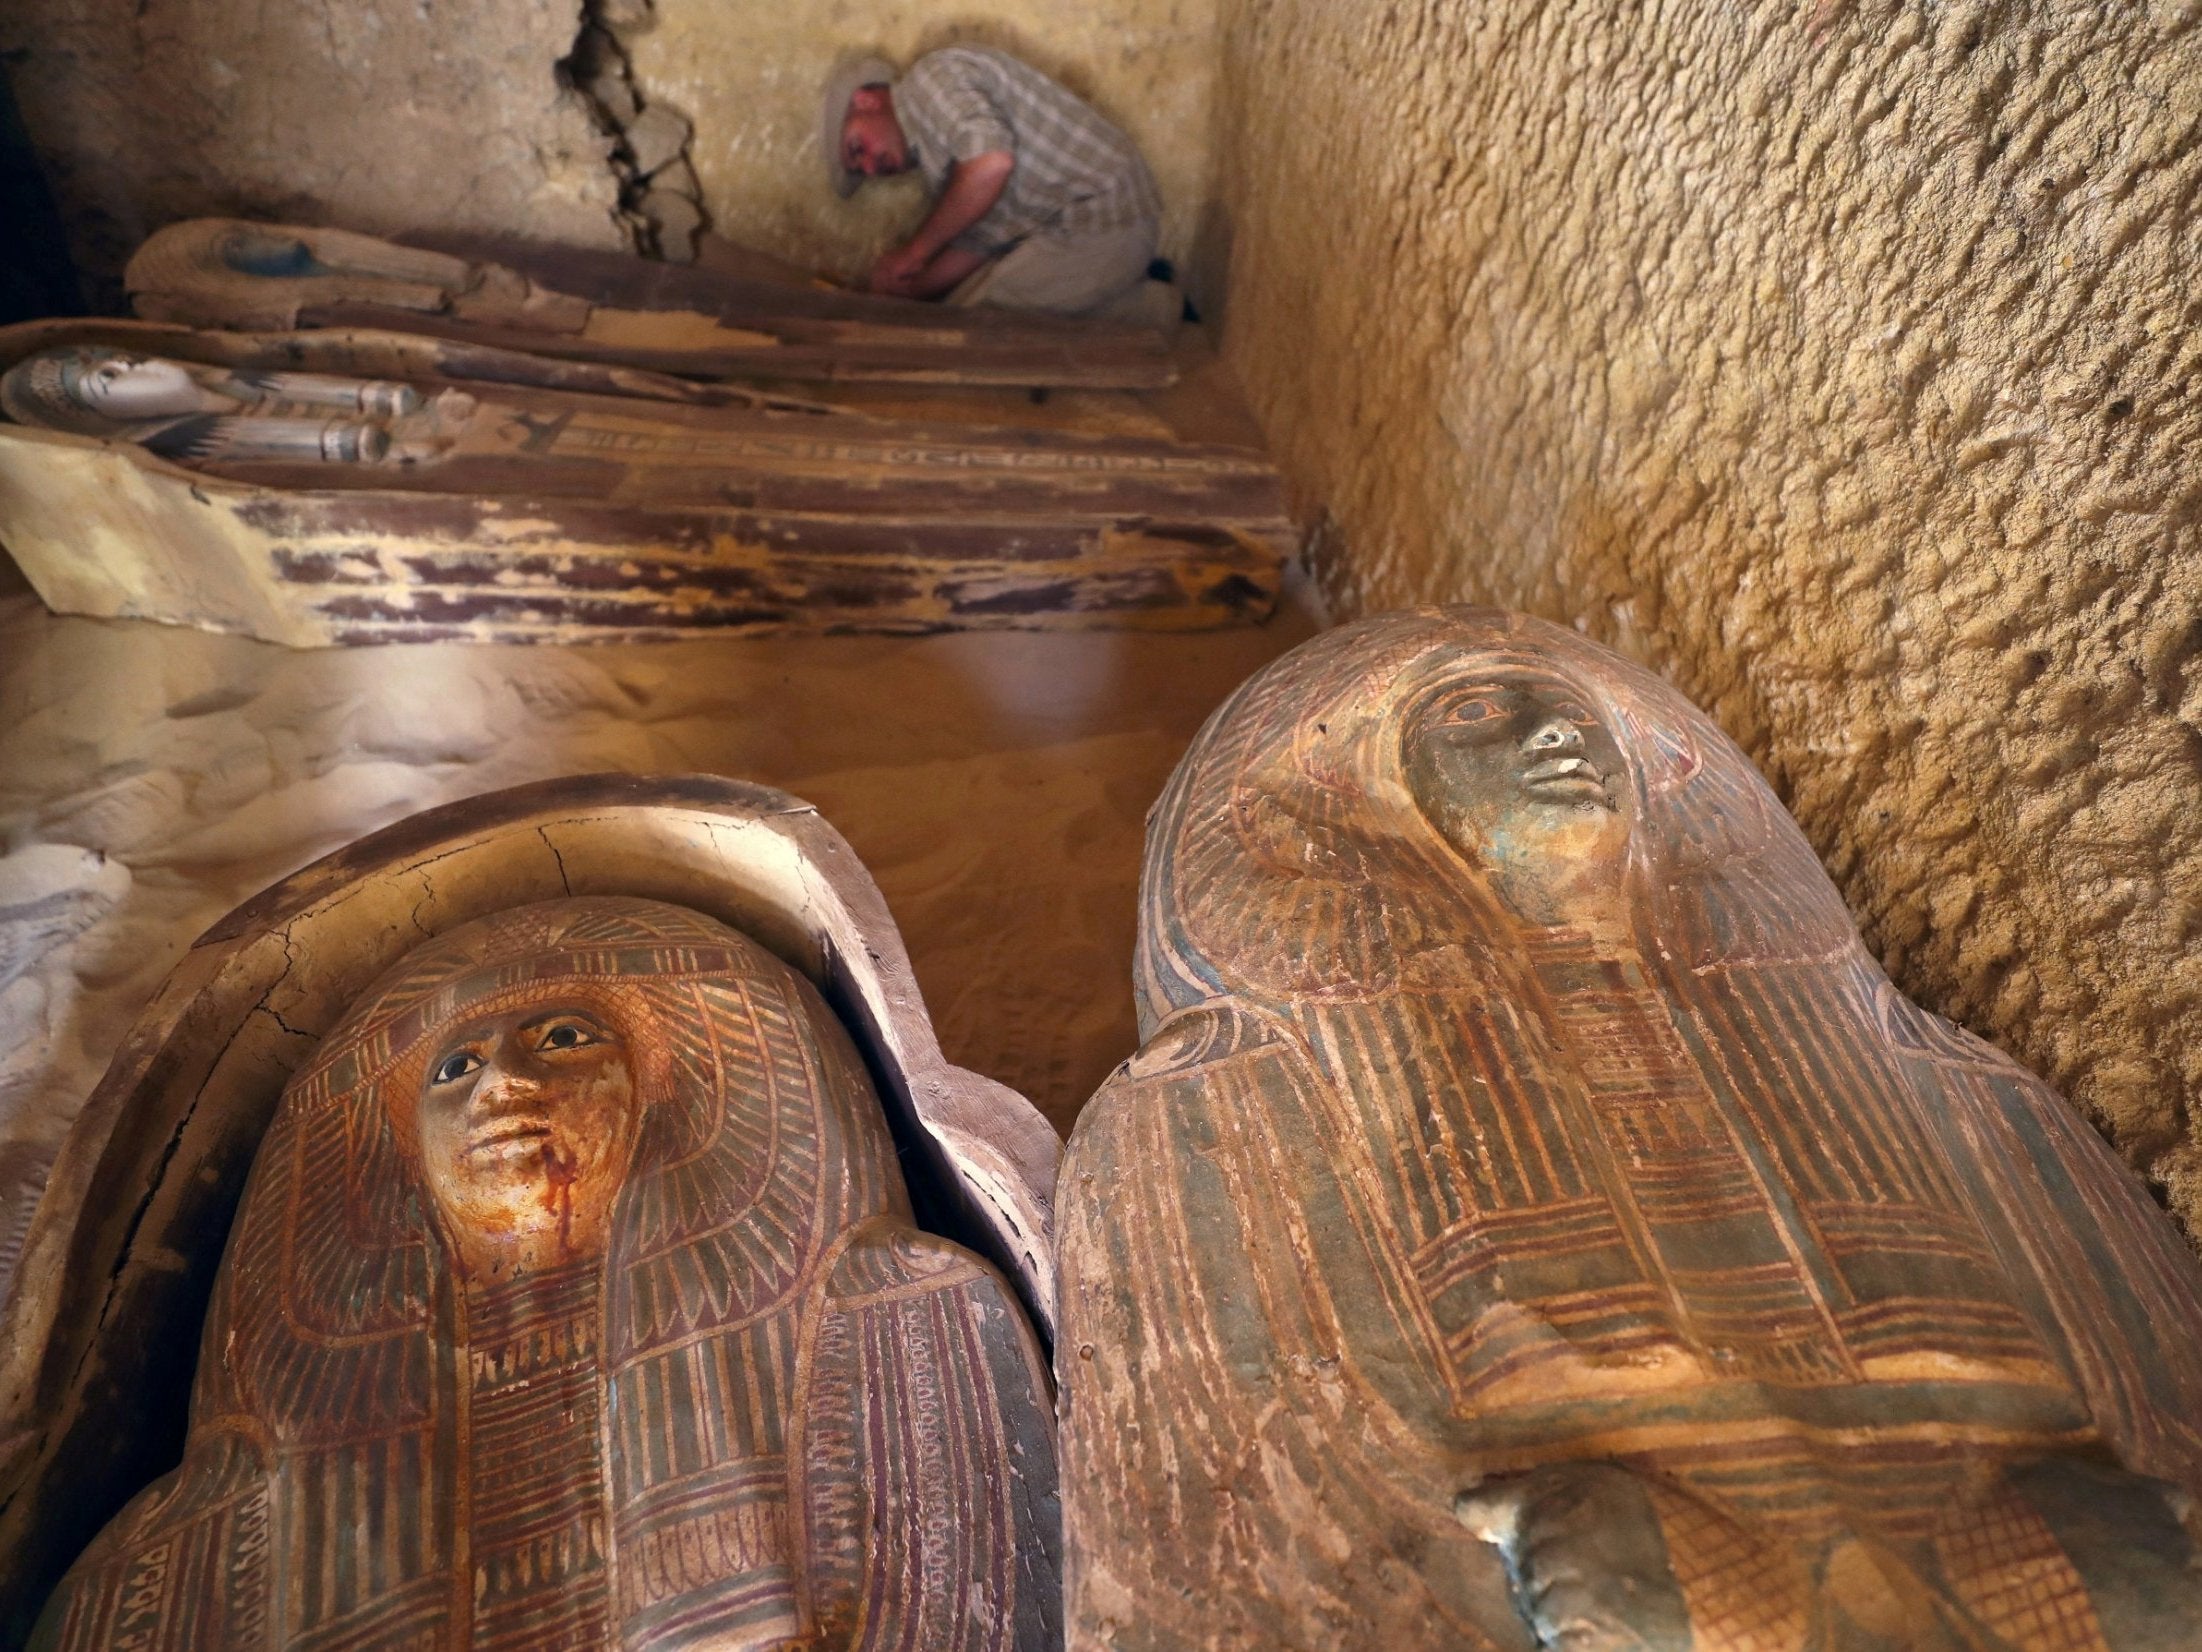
left=864, top=150, right=1014, bottom=299
left=866, top=243, right=990, bottom=301
left=867, top=243, right=934, bottom=296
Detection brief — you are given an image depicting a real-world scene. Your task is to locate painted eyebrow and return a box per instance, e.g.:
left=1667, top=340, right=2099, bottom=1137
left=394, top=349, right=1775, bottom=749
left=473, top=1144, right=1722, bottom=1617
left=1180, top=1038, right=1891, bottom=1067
left=517, top=1009, right=613, bottom=1034
left=427, top=1009, right=608, bottom=1055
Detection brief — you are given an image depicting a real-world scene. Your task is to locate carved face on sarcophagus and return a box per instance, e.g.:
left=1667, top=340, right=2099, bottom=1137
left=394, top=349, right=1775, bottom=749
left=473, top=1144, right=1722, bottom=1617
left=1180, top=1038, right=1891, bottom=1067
left=1058, top=608, right=2202, bottom=1649
left=37, top=897, right=1059, bottom=1651
left=1398, top=665, right=1635, bottom=928
left=0, top=344, right=422, bottom=464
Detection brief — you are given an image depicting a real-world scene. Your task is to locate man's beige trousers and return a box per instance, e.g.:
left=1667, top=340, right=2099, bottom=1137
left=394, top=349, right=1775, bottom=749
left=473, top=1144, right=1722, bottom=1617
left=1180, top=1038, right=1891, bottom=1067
left=947, top=224, right=1172, bottom=322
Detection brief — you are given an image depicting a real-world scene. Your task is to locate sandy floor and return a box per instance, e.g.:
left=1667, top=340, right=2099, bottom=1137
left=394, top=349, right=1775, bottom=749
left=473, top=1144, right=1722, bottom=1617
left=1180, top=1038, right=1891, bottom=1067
left=0, top=569, right=1316, bottom=1292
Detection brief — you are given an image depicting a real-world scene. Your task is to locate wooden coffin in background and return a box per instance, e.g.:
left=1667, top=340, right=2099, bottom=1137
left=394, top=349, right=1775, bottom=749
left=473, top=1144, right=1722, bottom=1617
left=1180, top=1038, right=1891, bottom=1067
left=126, top=217, right=1177, bottom=390
left=0, top=318, right=1289, bottom=645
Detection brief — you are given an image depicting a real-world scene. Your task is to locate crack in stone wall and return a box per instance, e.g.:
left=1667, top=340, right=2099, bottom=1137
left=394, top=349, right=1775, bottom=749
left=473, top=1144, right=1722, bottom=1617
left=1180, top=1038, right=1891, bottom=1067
left=558, top=0, right=706, bottom=261
left=1, top=0, right=628, bottom=296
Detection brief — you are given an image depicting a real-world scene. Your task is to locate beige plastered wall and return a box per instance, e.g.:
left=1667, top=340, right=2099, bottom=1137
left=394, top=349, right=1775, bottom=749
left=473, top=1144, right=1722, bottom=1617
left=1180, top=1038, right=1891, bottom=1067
left=2, top=0, right=625, bottom=292
left=1209, top=1, right=2202, bottom=1225
left=627, top=2, right=1221, bottom=282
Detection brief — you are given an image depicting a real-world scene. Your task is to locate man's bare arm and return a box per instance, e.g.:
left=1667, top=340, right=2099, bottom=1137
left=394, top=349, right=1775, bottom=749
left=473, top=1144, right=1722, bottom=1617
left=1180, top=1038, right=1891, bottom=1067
left=896, top=244, right=990, bottom=300
left=869, top=149, right=1014, bottom=295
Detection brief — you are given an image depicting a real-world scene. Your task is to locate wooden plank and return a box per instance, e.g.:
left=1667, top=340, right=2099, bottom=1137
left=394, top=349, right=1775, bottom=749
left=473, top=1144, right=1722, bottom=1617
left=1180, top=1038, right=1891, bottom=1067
left=0, top=315, right=854, bottom=417
left=200, top=408, right=1292, bottom=520
left=401, top=229, right=1127, bottom=334
left=247, top=495, right=1281, bottom=638
left=293, top=301, right=1176, bottom=389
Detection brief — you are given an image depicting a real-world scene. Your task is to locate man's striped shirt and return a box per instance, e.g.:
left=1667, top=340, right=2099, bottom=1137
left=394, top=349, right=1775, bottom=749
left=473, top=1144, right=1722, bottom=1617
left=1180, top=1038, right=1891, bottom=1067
left=895, top=46, right=1163, bottom=253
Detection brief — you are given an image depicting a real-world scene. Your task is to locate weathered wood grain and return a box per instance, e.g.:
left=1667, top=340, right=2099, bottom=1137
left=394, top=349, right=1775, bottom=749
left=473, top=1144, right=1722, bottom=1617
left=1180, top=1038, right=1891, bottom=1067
left=0, top=315, right=838, bottom=411
left=401, top=230, right=1131, bottom=333
left=1057, top=608, right=2202, bottom=1649
left=293, top=301, right=1179, bottom=390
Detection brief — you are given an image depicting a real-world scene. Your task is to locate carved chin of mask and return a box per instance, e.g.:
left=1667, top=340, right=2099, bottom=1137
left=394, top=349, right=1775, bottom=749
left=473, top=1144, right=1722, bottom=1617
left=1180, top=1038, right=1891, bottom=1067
left=412, top=993, right=641, bottom=1276
left=1401, top=669, right=1633, bottom=924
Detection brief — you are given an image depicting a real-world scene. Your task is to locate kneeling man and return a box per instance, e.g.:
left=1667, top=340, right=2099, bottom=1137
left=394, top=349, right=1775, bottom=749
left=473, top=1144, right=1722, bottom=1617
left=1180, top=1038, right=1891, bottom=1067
left=823, top=46, right=1167, bottom=319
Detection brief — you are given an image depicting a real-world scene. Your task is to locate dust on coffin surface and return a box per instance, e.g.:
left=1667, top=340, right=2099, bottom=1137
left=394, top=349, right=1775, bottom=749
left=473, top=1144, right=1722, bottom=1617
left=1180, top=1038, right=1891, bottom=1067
left=1055, top=606, right=2202, bottom=1650
left=34, top=896, right=1062, bottom=1651
left=124, top=217, right=1173, bottom=390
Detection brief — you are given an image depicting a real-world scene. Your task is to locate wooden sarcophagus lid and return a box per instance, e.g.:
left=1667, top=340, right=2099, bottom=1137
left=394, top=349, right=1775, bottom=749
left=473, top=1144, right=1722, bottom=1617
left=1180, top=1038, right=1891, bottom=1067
left=0, top=775, right=1062, bottom=1647
left=0, top=316, right=1290, bottom=644
left=1055, top=608, right=2202, bottom=1649
left=124, top=217, right=1178, bottom=391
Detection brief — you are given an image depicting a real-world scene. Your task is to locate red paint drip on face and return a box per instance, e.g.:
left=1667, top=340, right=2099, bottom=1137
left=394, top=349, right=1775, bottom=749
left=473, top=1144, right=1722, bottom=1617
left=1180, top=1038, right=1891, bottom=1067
left=538, top=1139, right=580, bottom=1255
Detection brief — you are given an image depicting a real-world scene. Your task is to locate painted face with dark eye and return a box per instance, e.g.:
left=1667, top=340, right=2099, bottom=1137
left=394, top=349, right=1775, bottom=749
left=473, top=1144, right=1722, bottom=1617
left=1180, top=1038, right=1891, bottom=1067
left=66, top=353, right=207, bottom=420
left=413, top=992, right=639, bottom=1277
left=1402, top=669, right=1633, bottom=923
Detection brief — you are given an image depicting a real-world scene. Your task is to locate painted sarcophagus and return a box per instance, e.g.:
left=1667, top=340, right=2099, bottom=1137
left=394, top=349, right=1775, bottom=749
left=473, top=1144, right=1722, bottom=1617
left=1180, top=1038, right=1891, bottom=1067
left=0, top=319, right=1288, bottom=644
left=1, top=775, right=1064, bottom=1647
left=1057, top=608, right=2202, bottom=1650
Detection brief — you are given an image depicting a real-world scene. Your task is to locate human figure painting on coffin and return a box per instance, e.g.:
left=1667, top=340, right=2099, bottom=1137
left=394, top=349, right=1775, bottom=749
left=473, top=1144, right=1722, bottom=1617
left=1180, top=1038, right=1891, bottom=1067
left=1057, top=608, right=2202, bottom=1650
left=34, top=898, right=1059, bottom=1652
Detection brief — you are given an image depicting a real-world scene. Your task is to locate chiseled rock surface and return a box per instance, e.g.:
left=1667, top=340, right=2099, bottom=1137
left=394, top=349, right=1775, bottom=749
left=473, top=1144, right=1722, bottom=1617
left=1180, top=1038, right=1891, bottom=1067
left=1211, top=1, right=2202, bottom=1227
left=4, top=0, right=623, bottom=291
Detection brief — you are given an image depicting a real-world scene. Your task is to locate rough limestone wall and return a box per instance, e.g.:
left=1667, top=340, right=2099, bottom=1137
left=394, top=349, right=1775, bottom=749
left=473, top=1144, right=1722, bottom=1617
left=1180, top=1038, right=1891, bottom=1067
left=3, top=0, right=624, bottom=294
left=1213, top=2, right=2202, bottom=1224
left=627, top=1, right=1220, bottom=281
